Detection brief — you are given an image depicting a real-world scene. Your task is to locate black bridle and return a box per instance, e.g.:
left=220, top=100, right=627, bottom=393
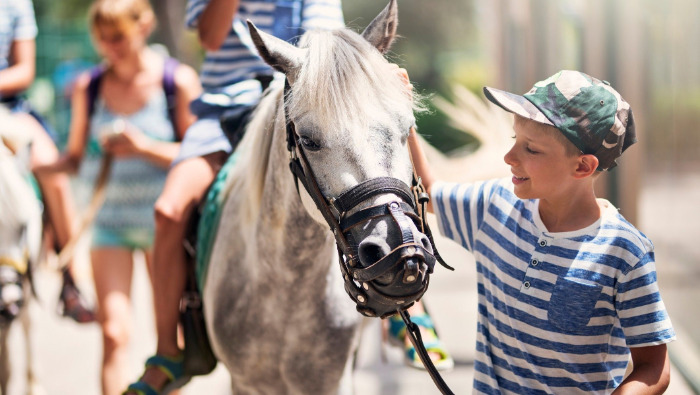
left=283, top=80, right=455, bottom=394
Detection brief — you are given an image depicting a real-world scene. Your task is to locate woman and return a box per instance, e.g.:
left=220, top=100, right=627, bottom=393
left=35, top=0, right=201, bottom=393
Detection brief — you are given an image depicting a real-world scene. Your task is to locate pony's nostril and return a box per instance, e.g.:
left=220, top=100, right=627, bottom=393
left=358, top=240, right=395, bottom=285
left=358, top=242, right=386, bottom=266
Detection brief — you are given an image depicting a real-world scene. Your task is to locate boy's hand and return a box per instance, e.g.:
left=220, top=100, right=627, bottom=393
left=389, top=63, right=413, bottom=96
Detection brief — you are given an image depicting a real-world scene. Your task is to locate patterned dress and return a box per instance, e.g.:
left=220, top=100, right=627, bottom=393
left=75, top=89, right=175, bottom=249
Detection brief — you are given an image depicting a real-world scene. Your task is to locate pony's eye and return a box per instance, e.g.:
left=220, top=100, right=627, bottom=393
left=299, top=136, right=321, bottom=151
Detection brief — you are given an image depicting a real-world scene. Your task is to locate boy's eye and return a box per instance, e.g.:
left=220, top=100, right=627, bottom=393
left=526, top=146, right=539, bottom=154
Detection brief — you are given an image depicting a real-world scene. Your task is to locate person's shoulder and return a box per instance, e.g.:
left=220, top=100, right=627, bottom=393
left=599, top=199, right=654, bottom=256
left=173, top=61, right=201, bottom=91
left=72, top=69, right=97, bottom=95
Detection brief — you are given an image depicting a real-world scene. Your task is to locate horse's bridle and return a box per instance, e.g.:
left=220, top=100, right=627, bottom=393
left=282, top=80, right=451, bottom=317
left=282, top=80, right=456, bottom=394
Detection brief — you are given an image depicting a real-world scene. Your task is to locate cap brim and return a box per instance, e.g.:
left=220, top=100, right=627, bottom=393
left=483, top=87, right=554, bottom=126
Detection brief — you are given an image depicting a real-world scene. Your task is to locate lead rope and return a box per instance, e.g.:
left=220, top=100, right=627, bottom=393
left=400, top=309, right=455, bottom=395
left=56, top=154, right=113, bottom=269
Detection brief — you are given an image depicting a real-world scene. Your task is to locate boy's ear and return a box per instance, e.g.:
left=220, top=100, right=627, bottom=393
left=574, top=154, right=599, bottom=178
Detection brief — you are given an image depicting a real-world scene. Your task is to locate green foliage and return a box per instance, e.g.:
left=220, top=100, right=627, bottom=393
left=34, top=0, right=92, bottom=24
left=343, top=0, right=483, bottom=154
left=415, top=98, right=478, bottom=155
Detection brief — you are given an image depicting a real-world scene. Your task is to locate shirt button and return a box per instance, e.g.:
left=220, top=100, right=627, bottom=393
left=539, top=240, right=547, bottom=247
left=531, top=259, right=539, bottom=266
left=523, top=281, right=531, bottom=289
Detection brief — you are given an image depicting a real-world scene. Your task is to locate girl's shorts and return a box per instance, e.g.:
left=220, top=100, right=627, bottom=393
left=92, top=227, right=154, bottom=250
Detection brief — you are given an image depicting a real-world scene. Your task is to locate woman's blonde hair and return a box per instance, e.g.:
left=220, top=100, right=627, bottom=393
left=88, top=0, right=156, bottom=38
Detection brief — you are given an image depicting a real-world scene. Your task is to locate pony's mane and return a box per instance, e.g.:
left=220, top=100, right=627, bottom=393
left=289, top=28, right=421, bottom=141
left=0, top=154, right=36, bottom=233
left=0, top=110, right=36, bottom=232
left=221, top=27, right=424, bottom=223
left=220, top=85, right=282, bottom=225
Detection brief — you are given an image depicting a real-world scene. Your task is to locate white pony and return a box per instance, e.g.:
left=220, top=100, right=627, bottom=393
left=200, top=1, right=439, bottom=393
left=0, top=107, right=44, bottom=395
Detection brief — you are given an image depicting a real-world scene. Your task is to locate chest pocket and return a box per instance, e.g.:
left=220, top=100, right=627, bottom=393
left=548, top=276, right=603, bottom=332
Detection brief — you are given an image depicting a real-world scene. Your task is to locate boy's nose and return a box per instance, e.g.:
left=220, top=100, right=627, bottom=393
left=504, top=146, right=516, bottom=166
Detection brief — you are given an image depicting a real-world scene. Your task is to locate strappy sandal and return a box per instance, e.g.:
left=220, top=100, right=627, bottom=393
left=57, top=268, right=96, bottom=324
left=124, top=354, right=191, bottom=395
left=387, top=312, right=454, bottom=371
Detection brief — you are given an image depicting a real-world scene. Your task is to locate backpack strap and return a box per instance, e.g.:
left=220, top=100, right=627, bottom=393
left=86, top=66, right=105, bottom=118
left=162, top=57, right=180, bottom=141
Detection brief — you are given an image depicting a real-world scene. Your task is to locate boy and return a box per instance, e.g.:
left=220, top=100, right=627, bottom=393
left=408, top=70, right=675, bottom=394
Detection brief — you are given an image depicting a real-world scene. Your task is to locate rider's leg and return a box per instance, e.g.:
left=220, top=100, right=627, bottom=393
left=23, top=113, right=78, bottom=253
left=92, top=246, right=134, bottom=395
left=21, top=113, right=94, bottom=321
left=131, top=151, right=225, bottom=392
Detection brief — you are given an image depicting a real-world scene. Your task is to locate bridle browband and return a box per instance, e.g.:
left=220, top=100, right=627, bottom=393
left=282, top=80, right=455, bottom=394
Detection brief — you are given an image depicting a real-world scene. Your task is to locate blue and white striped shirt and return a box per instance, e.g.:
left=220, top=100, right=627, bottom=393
left=185, top=0, right=344, bottom=90
left=433, top=178, right=675, bottom=394
left=0, top=0, right=37, bottom=73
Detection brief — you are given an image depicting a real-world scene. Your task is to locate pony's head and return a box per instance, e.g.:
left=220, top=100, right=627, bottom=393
left=247, top=0, right=445, bottom=318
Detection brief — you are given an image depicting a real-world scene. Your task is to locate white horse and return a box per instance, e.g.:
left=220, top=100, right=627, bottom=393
left=0, top=108, right=44, bottom=395
left=200, top=1, right=440, bottom=393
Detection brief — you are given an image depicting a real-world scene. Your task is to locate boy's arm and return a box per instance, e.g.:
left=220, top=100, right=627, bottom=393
left=408, top=127, right=436, bottom=213
left=196, top=0, right=241, bottom=51
left=612, top=344, right=671, bottom=395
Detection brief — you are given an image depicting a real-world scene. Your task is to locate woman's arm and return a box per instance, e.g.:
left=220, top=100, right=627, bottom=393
left=612, top=344, right=671, bottom=395
left=0, top=39, right=35, bottom=96
left=173, top=63, right=202, bottom=141
left=33, top=72, right=92, bottom=175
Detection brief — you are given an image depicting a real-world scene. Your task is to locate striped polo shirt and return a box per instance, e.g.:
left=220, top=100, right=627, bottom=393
left=185, top=0, right=344, bottom=90
left=0, top=0, right=37, bottom=73
left=433, top=178, right=675, bottom=394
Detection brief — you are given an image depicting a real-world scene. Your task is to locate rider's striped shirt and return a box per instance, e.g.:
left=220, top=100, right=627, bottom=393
left=0, top=0, right=37, bottom=74
left=432, top=178, right=675, bottom=394
left=185, top=0, right=344, bottom=90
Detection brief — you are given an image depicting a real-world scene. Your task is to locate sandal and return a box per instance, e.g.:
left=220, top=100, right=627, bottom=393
left=387, top=312, right=454, bottom=371
left=57, top=268, right=96, bottom=324
left=124, top=354, right=191, bottom=395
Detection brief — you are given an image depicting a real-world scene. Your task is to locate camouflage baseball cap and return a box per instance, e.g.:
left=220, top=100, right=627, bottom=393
left=483, top=70, right=636, bottom=170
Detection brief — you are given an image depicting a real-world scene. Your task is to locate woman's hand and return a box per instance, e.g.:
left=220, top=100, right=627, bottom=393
left=100, top=119, right=148, bottom=158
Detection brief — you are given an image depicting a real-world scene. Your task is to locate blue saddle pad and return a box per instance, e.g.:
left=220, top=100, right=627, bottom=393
left=196, top=152, right=239, bottom=291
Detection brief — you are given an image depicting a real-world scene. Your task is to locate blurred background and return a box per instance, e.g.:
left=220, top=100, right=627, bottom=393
left=18, top=0, right=700, bottom=392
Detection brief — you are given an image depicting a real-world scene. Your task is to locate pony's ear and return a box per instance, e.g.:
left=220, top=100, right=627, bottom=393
left=247, top=20, right=305, bottom=75
left=361, top=0, right=398, bottom=54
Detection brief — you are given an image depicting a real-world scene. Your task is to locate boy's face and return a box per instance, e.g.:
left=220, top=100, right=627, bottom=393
left=504, top=117, right=580, bottom=200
